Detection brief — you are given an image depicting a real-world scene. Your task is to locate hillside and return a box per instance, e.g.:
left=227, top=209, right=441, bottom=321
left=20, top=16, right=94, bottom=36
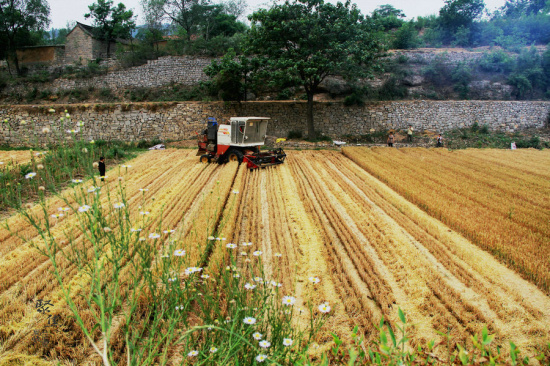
left=1, top=46, right=549, bottom=105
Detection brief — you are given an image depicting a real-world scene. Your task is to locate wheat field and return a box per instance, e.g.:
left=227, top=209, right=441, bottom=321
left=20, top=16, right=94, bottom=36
left=0, top=148, right=549, bottom=365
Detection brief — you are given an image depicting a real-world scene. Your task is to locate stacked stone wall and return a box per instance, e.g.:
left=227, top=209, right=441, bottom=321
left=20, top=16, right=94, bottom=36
left=1, top=101, right=548, bottom=146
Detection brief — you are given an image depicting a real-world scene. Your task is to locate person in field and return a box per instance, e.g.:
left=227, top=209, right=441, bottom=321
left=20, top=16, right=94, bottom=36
left=387, top=132, right=394, bottom=147
left=407, top=125, right=413, bottom=142
left=98, top=157, right=106, bottom=181
left=436, top=134, right=443, bottom=147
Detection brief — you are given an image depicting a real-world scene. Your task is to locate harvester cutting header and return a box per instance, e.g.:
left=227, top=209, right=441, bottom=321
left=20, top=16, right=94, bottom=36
left=197, top=117, right=286, bottom=169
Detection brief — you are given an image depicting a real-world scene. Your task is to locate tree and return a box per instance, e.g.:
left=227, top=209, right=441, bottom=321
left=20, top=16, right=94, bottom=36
left=0, top=0, right=50, bottom=75
left=247, top=0, right=385, bottom=138
left=372, top=4, right=405, bottom=30
left=85, top=0, right=136, bottom=57
left=372, top=4, right=405, bottom=19
left=204, top=48, right=252, bottom=101
left=501, top=0, right=550, bottom=17
left=439, top=0, right=485, bottom=32
left=142, top=0, right=210, bottom=41
left=219, top=0, right=247, bottom=20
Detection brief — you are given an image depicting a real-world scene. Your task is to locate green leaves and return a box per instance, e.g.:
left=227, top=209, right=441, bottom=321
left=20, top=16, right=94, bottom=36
left=85, top=0, right=135, bottom=56
left=245, top=0, right=385, bottom=135
left=398, top=307, right=406, bottom=324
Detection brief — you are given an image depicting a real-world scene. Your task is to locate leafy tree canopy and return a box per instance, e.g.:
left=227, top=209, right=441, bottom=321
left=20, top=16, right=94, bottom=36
left=372, top=4, right=406, bottom=30
left=0, top=0, right=50, bottom=74
left=246, top=0, right=385, bottom=137
left=500, top=0, right=550, bottom=17
left=439, top=0, right=485, bottom=31
left=372, top=4, right=405, bottom=19
left=85, top=0, right=136, bottom=56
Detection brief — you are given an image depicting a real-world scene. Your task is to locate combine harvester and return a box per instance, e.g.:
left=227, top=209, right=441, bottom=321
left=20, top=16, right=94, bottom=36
left=197, top=117, right=286, bottom=169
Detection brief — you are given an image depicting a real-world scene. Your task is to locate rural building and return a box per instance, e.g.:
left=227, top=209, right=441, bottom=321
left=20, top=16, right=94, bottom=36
left=3, top=22, right=131, bottom=69
left=64, top=22, right=129, bottom=64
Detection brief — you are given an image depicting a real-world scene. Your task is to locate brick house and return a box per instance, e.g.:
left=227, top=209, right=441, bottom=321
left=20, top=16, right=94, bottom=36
left=64, top=22, right=128, bottom=64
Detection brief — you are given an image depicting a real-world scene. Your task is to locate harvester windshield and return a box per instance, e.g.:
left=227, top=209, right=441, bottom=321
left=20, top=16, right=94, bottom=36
left=230, top=117, right=269, bottom=146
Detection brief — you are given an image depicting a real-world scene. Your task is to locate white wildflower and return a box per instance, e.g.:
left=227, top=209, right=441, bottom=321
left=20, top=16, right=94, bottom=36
left=309, top=277, right=320, bottom=284
left=78, top=205, right=91, bottom=212
left=318, top=303, right=331, bottom=313
left=259, top=340, right=271, bottom=349
left=174, top=249, right=186, bottom=256
left=282, top=296, right=296, bottom=306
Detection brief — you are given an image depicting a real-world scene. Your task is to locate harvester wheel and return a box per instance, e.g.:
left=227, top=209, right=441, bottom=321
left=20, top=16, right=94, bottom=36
left=200, top=154, right=211, bottom=163
left=226, top=149, right=243, bottom=163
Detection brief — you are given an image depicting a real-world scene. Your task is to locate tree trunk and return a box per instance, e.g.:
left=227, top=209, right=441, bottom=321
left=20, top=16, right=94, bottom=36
left=12, top=49, right=21, bottom=76
left=7, top=36, right=21, bottom=76
left=306, top=91, right=315, bottom=139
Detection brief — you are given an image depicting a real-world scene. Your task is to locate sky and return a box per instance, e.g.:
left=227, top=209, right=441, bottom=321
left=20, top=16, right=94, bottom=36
left=48, top=0, right=509, bottom=29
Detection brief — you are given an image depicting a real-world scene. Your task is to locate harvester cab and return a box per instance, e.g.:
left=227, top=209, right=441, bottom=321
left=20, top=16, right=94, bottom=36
left=197, top=117, right=286, bottom=169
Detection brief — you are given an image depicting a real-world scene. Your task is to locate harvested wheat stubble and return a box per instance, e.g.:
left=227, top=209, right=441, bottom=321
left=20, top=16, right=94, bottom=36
left=1, top=149, right=550, bottom=365
left=0, top=150, right=39, bottom=168
left=342, top=147, right=550, bottom=295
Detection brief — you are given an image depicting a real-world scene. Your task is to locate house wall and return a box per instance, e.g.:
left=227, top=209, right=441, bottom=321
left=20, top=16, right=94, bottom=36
left=16, top=46, right=65, bottom=65
left=92, top=39, right=119, bottom=59
left=65, top=27, right=94, bottom=64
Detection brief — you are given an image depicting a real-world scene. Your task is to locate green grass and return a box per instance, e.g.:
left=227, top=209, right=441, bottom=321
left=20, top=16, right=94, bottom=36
left=444, top=123, right=548, bottom=150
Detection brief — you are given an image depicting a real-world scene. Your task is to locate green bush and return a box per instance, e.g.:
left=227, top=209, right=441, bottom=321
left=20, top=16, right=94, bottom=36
left=478, top=50, right=514, bottom=73
left=344, top=92, right=365, bottom=106
left=287, top=130, right=303, bottom=139
left=392, top=22, right=418, bottom=49
left=422, top=55, right=452, bottom=87
left=452, top=62, right=473, bottom=99
left=26, top=70, right=52, bottom=83
left=377, top=77, right=408, bottom=100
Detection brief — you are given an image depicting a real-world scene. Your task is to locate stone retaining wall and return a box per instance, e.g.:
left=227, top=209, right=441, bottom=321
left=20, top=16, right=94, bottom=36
left=1, top=101, right=548, bottom=146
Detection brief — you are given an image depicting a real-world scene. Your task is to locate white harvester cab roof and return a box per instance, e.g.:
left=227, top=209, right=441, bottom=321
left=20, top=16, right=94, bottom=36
left=223, top=117, right=270, bottom=147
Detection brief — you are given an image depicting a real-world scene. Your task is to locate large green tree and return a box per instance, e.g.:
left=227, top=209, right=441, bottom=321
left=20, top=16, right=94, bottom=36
left=247, top=0, right=385, bottom=137
left=501, top=0, right=550, bottom=17
left=85, top=0, right=136, bottom=57
left=0, top=0, right=50, bottom=75
left=439, top=0, right=485, bottom=32
left=142, top=0, right=209, bottom=41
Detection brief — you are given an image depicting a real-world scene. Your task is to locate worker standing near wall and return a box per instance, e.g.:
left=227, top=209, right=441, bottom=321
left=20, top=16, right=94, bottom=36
left=407, top=126, right=413, bottom=142
left=387, top=132, right=395, bottom=147
left=98, top=157, right=106, bottom=181
left=436, top=134, right=443, bottom=147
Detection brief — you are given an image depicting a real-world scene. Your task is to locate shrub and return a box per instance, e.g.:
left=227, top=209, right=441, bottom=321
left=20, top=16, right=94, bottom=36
left=478, top=50, right=514, bottom=74
left=392, top=21, right=419, bottom=49
left=508, top=73, right=533, bottom=99
left=377, top=77, right=408, bottom=100
left=344, top=91, right=365, bottom=106
left=422, top=54, right=452, bottom=87
left=287, top=130, right=303, bottom=139
left=452, top=62, right=473, bottom=99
